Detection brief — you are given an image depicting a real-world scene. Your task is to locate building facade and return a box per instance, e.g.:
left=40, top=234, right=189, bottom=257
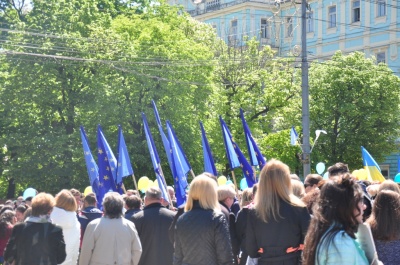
left=170, top=0, right=400, bottom=178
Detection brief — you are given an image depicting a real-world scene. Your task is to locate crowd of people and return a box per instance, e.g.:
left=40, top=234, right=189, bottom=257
left=0, top=159, right=398, bottom=264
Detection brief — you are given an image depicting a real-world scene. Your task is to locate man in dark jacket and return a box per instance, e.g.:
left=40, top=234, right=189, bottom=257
left=78, top=193, right=103, bottom=246
left=131, top=187, right=176, bottom=265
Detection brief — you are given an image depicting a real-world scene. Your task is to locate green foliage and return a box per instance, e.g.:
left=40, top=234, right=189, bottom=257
left=309, top=51, right=400, bottom=170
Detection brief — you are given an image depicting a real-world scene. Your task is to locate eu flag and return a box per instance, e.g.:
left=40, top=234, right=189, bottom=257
left=200, top=121, right=218, bottom=176
left=80, top=126, right=102, bottom=208
left=116, top=125, right=134, bottom=190
left=142, top=113, right=170, bottom=202
left=166, top=120, right=189, bottom=207
left=220, top=116, right=256, bottom=188
left=240, top=108, right=266, bottom=170
left=152, top=100, right=191, bottom=175
left=361, top=146, right=386, bottom=182
left=97, top=125, right=118, bottom=197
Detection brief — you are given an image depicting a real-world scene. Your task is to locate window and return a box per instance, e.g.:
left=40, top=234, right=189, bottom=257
left=352, top=1, right=360, bottom=23
left=206, top=0, right=220, bottom=10
left=376, top=52, right=386, bottom=64
left=377, top=0, right=386, bottom=17
left=286, top=17, right=293, bottom=37
left=328, top=6, right=336, bottom=28
left=261, top=19, right=268, bottom=38
left=380, top=164, right=389, bottom=179
left=307, top=11, right=314, bottom=33
left=229, top=20, right=238, bottom=44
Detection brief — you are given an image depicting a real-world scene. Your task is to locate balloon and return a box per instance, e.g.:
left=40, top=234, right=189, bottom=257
left=352, top=169, right=360, bottom=179
left=217, top=176, right=227, bottom=186
left=316, top=162, right=325, bottom=175
left=240, top=178, right=248, bottom=190
left=226, top=180, right=233, bottom=185
left=323, top=172, right=329, bottom=180
left=138, top=176, right=150, bottom=190
left=23, top=187, right=37, bottom=200
left=358, top=169, right=368, bottom=180
left=394, top=173, right=400, bottom=183
left=84, top=186, right=93, bottom=196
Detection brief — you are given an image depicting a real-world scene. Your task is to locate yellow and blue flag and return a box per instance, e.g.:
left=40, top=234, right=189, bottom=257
left=240, top=108, right=266, bottom=170
left=200, top=121, right=218, bottom=176
left=361, top=146, right=386, bottom=182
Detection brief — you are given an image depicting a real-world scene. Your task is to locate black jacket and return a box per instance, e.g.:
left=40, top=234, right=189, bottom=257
left=4, top=221, right=66, bottom=265
left=246, top=200, right=310, bottom=265
left=174, top=201, right=234, bottom=265
left=131, top=203, right=176, bottom=265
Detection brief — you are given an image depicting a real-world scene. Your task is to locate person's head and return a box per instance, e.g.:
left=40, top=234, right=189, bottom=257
left=304, top=174, right=323, bottom=193
left=102, top=192, right=124, bottom=219
left=303, top=173, right=364, bottom=265
left=70, top=188, right=82, bottom=208
left=15, top=204, right=29, bottom=222
left=291, top=179, right=305, bottom=199
left=217, top=185, right=236, bottom=209
left=144, top=187, right=162, bottom=206
left=327, top=162, right=349, bottom=180
left=0, top=205, right=14, bottom=215
left=367, top=190, right=400, bottom=241
left=126, top=189, right=139, bottom=197
left=31, top=193, right=56, bottom=217
left=167, top=186, right=175, bottom=200
left=125, top=195, right=142, bottom=210
left=378, top=179, right=400, bottom=194
left=290, top=174, right=301, bottom=181
left=16, top=196, right=24, bottom=206
left=301, top=189, right=320, bottom=215
left=255, top=159, right=304, bottom=222
left=0, top=210, right=16, bottom=237
left=241, top=188, right=253, bottom=208
left=83, top=193, right=97, bottom=208
left=25, top=197, right=32, bottom=206
left=185, top=174, right=219, bottom=212
left=55, top=189, right=78, bottom=212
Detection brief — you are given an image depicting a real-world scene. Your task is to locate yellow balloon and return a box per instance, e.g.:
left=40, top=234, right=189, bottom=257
left=150, top=180, right=158, bottom=187
left=352, top=170, right=360, bottom=179
left=358, top=169, right=368, bottom=180
left=217, top=176, right=227, bottom=186
left=84, top=186, right=93, bottom=196
left=138, top=176, right=150, bottom=190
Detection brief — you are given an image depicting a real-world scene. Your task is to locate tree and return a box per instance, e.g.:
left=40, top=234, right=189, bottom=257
left=309, top=51, right=400, bottom=170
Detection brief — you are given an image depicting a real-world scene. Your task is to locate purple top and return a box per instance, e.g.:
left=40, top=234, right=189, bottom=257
left=375, top=239, right=400, bottom=265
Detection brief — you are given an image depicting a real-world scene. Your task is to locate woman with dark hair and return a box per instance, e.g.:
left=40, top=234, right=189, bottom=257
left=79, top=192, right=142, bottom=265
left=0, top=210, right=16, bottom=263
left=15, top=204, right=29, bottom=223
left=303, top=173, right=368, bottom=265
left=366, top=190, right=400, bottom=265
left=4, top=192, right=66, bottom=265
left=246, top=159, right=310, bottom=265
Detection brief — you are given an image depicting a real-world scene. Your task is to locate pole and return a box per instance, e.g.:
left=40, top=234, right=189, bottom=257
left=301, top=0, right=311, bottom=177
left=231, top=170, right=238, bottom=192
left=190, top=169, right=196, bottom=179
left=131, top=174, right=138, bottom=191
left=158, top=164, right=174, bottom=210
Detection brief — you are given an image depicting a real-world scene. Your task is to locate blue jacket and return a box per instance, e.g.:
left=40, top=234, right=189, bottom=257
left=316, top=229, right=369, bottom=265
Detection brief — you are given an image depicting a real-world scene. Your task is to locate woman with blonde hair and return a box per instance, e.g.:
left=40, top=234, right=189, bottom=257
left=174, top=174, right=234, bottom=265
left=51, top=189, right=80, bottom=265
left=246, top=159, right=310, bottom=265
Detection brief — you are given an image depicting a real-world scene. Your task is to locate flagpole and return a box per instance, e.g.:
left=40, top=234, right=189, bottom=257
left=190, top=169, right=196, bottom=179
left=121, top=183, right=127, bottom=194
left=231, top=170, right=238, bottom=192
left=131, top=174, right=138, bottom=191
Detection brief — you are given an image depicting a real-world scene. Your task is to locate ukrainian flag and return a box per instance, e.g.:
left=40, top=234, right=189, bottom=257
left=361, top=146, right=386, bottom=182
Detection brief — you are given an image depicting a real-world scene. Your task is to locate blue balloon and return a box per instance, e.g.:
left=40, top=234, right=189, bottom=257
left=23, top=187, right=37, bottom=200
left=240, top=178, right=248, bottom=190
left=323, top=172, right=329, bottom=180
left=316, top=162, right=325, bottom=174
left=394, top=173, right=400, bottom=183
left=226, top=180, right=233, bottom=185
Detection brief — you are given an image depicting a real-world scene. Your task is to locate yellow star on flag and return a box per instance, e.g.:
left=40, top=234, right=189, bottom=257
left=103, top=176, right=109, bottom=180
left=98, top=149, right=103, bottom=154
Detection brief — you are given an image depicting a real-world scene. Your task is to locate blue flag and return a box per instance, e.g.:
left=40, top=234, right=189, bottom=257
left=290, top=126, right=298, bottom=146
left=79, top=126, right=102, bottom=208
left=116, top=125, right=134, bottom=188
left=166, top=120, right=189, bottom=207
left=142, top=113, right=169, bottom=202
left=220, top=116, right=256, bottom=188
left=200, top=121, right=218, bottom=176
left=97, top=125, right=118, bottom=197
left=152, top=100, right=191, bottom=175
left=240, top=108, right=266, bottom=170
